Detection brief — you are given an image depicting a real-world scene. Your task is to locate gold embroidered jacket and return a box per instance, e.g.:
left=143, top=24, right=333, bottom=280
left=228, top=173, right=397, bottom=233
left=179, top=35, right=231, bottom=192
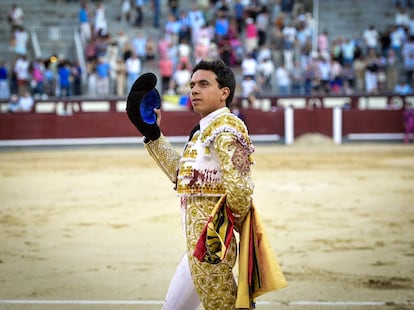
left=145, top=107, right=255, bottom=228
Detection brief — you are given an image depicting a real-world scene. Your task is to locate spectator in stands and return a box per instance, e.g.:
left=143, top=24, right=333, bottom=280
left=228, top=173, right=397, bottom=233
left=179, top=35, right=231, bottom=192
left=363, top=24, right=380, bottom=54
left=71, top=61, right=83, bottom=96
left=341, top=37, right=356, bottom=66
left=269, top=25, right=285, bottom=68
left=389, top=25, right=407, bottom=62
left=282, top=21, right=298, bottom=70
left=296, top=16, right=312, bottom=52
left=158, top=53, right=174, bottom=94
left=114, top=58, right=126, bottom=97
left=7, top=94, right=20, bottom=113
left=353, top=54, right=366, bottom=92
left=240, top=74, right=260, bottom=107
left=107, top=41, right=119, bottom=94
left=8, top=91, right=33, bottom=112
left=79, top=2, right=92, bottom=45
left=385, top=49, right=399, bottom=91
left=394, top=78, right=413, bottom=94
left=30, top=58, right=46, bottom=100
left=58, top=60, right=72, bottom=97
left=94, top=2, right=108, bottom=37
left=244, top=17, right=259, bottom=55
left=245, top=0, right=265, bottom=21
left=0, top=61, right=10, bottom=100
left=275, top=63, right=291, bottom=95
left=17, top=91, right=34, bottom=111
left=121, top=0, right=132, bottom=24
left=166, top=38, right=179, bottom=70
left=292, top=0, right=306, bottom=18
left=7, top=4, right=24, bottom=35
left=194, top=35, right=210, bottom=64
left=214, top=10, right=230, bottom=43
left=402, top=35, right=414, bottom=83
left=395, top=5, right=410, bottom=26
left=187, top=5, right=206, bottom=45
left=44, top=59, right=56, bottom=97
left=153, top=0, right=161, bottom=28
left=134, top=0, right=145, bottom=27
left=329, top=57, right=343, bottom=93
left=290, top=60, right=304, bottom=95
left=270, top=0, right=282, bottom=25
left=256, top=6, right=270, bottom=47
left=145, top=37, right=157, bottom=63
left=318, top=54, right=331, bottom=94
left=230, top=102, right=246, bottom=122
left=342, top=62, right=356, bottom=93
left=257, top=56, right=275, bottom=91
left=365, top=49, right=380, bottom=94
left=303, top=52, right=320, bottom=95
left=317, top=30, right=330, bottom=58
left=125, top=52, right=141, bottom=92
left=407, top=12, right=414, bottom=37
left=233, top=0, right=245, bottom=35
left=281, top=0, right=295, bottom=16
left=177, top=10, right=191, bottom=44
left=378, top=59, right=388, bottom=93
left=13, top=26, right=29, bottom=56
left=172, top=61, right=191, bottom=95
left=168, top=0, right=179, bottom=18
left=255, top=35, right=272, bottom=57
left=177, top=38, right=192, bottom=69
left=14, top=54, right=30, bottom=96
left=165, top=13, right=181, bottom=44
left=87, top=63, right=98, bottom=97
left=241, top=53, right=258, bottom=78
left=115, top=31, right=129, bottom=54
left=131, top=31, right=147, bottom=64
left=96, top=57, right=110, bottom=96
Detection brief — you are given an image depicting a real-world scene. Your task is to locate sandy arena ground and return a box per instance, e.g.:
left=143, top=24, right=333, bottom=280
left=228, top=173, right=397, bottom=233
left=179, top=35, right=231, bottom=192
left=0, top=136, right=413, bottom=310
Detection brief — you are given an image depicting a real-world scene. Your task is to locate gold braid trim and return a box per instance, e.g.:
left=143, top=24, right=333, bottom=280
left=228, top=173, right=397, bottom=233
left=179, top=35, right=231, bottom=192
left=145, top=134, right=181, bottom=184
left=200, top=111, right=255, bottom=159
left=186, top=196, right=238, bottom=310
left=212, top=132, right=254, bottom=231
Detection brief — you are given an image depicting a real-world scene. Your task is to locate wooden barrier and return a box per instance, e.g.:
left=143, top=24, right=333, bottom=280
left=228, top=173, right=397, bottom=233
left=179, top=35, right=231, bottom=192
left=0, top=94, right=408, bottom=143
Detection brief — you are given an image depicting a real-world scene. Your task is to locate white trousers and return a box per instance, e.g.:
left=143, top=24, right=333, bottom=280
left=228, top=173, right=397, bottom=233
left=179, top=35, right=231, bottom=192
left=162, top=254, right=201, bottom=310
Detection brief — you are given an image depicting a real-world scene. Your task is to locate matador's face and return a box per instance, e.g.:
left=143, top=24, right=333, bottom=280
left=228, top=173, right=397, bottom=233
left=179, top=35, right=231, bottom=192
left=189, top=70, right=230, bottom=118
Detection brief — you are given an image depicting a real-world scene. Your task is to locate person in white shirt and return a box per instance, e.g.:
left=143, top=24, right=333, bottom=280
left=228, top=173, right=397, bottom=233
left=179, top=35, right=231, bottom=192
left=172, top=62, right=192, bottom=95
left=257, top=57, right=275, bottom=91
left=363, top=25, right=379, bottom=53
left=275, top=63, right=291, bottom=95
left=14, top=54, right=30, bottom=95
left=125, top=53, right=142, bottom=92
left=18, top=91, right=34, bottom=111
left=240, top=53, right=258, bottom=78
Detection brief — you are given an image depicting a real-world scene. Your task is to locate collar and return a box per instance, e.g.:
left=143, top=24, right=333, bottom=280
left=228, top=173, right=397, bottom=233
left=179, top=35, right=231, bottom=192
left=199, top=107, right=228, bottom=132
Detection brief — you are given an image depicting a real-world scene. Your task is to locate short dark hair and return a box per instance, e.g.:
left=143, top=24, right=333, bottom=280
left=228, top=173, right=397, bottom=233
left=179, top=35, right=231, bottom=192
left=191, top=58, right=236, bottom=107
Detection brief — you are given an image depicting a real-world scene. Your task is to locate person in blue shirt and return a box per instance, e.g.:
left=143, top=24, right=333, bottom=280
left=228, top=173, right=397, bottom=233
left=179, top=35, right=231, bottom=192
left=58, top=60, right=72, bottom=97
left=394, top=79, right=413, bottom=94
left=0, top=60, right=10, bottom=99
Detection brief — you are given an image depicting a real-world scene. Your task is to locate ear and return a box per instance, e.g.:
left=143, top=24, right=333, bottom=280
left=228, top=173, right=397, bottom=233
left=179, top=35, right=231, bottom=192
left=221, top=87, right=230, bottom=101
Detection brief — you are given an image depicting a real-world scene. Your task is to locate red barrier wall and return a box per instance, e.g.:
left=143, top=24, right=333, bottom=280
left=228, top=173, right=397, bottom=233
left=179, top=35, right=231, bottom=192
left=0, top=97, right=406, bottom=141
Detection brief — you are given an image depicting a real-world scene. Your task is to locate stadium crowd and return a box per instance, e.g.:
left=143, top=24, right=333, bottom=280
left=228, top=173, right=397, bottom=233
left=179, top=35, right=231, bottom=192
left=3, top=0, right=414, bottom=112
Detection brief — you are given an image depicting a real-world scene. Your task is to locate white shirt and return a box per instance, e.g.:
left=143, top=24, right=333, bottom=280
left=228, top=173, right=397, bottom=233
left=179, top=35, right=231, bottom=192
left=125, top=57, right=141, bottom=74
left=241, top=58, right=257, bottom=76
left=241, top=79, right=257, bottom=97
left=173, top=69, right=191, bottom=87
left=275, top=67, right=291, bottom=87
left=363, top=28, right=379, bottom=48
left=18, top=95, right=34, bottom=111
